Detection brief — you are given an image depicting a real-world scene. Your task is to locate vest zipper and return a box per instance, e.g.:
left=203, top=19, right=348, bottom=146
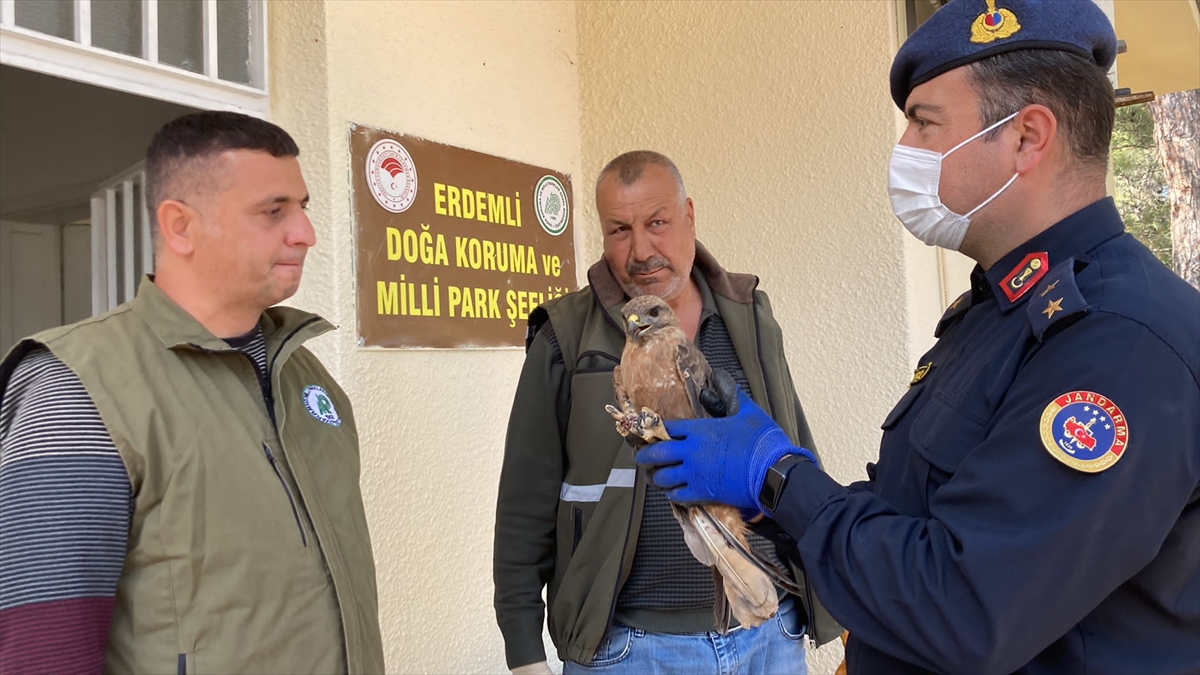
left=268, top=317, right=322, bottom=380
left=263, top=443, right=308, bottom=547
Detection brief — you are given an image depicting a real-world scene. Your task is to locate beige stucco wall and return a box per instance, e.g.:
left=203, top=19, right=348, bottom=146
left=578, top=2, right=928, bottom=672
left=271, top=1, right=580, bottom=672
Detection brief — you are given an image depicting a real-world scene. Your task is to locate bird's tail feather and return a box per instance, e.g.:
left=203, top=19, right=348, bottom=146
left=701, top=507, right=802, bottom=597
left=711, top=566, right=732, bottom=633
left=687, top=506, right=778, bottom=630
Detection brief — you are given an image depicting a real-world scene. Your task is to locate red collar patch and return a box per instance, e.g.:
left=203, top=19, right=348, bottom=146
left=999, top=252, right=1048, bottom=303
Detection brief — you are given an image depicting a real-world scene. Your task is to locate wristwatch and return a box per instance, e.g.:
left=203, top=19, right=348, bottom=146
left=758, top=454, right=811, bottom=514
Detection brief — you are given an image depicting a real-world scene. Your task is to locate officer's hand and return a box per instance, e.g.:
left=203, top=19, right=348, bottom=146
left=511, top=661, right=553, bottom=675
left=635, top=390, right=816, bottom=512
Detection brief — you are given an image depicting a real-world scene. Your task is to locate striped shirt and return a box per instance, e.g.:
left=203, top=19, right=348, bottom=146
left=0, top=331, right=268, bottom=674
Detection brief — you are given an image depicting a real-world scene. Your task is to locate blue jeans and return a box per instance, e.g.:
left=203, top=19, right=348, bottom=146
left=563, top=597, right=808, bottom=675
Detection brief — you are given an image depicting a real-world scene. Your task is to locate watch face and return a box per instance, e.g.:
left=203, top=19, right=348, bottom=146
left=760, top=467, right=786, bottom=512
left=761, top=456, right=803, bottom=512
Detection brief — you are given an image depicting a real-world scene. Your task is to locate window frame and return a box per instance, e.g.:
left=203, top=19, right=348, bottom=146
left=0, top=0, right=268, bottom=117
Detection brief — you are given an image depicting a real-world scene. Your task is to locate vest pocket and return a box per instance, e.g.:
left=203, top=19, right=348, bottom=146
left=572, top=507, right=584, bottom=553
left=262, top=443, right=308, bottom=547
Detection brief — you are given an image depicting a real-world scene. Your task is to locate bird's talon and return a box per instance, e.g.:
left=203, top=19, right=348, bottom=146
left=639, top=407, right=662, bottom=428
left=607, top=404, right=643, bottom=437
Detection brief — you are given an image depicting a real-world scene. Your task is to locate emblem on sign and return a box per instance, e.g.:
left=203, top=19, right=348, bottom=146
left=1039, top=390, right=1128, bottom=473
left=303, top=385, right=342, bottom=427
left=535, top=175, right=570, bottom=236
left=366, top=139, right=418, bottom=213
left=970, top=0, right=1021, bottom=44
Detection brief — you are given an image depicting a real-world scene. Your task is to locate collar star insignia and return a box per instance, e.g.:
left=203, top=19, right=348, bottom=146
left=949, top=296, right=963, bottom=310
left=1040, top=280, right=1060, bottom=298
left=1042, top=297, right=1064, bottom=319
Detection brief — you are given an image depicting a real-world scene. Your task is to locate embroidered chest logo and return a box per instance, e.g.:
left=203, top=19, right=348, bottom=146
left=970, top=0, right=1022, bottom=44
left=303, top=385, right=342, bottom=427
left=1039, top=391, right=1129, bottom=473
left=999, top=252, right=1048, bottom=303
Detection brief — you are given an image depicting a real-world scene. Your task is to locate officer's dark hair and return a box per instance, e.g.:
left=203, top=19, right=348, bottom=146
left=596, top=150, right=687, bottom=203
left=968, top=49, right=1114, bottom=175
left=144, top=110, right=300, bottom=220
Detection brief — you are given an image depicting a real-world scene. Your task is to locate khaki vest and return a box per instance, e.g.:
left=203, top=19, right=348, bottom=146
left=0, top=278, right=385, bottom=674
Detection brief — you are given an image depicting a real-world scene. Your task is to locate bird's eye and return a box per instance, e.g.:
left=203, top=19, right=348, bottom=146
left=649, top=307, right=660, bottom=318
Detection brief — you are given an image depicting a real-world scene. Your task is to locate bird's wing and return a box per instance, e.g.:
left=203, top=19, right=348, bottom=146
left=612, top=363, right=630, bottom=409
left=674, top=341, right=713, bottom=419
left=700, top=506, right=802, bottom=597
left=670, top=504, right=733, bottom=632
left=686, top=505, right=777, bottom=630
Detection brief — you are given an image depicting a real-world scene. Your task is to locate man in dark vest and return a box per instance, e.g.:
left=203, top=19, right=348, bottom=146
left=0, top=111, right=385, bottom=674
left=493, top=151, right=839, bottom=674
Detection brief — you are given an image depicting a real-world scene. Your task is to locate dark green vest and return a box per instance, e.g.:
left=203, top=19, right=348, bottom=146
left=0, top=278, right=385, bottom=674
left=536, top=244, right=839, bottom=665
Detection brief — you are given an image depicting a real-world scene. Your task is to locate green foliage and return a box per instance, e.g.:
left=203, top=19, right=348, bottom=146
left=1111, top=104, right=1172, bottom=265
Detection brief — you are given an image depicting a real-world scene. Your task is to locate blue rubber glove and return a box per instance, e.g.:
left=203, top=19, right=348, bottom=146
left=635, top=389, right=817, bottom=512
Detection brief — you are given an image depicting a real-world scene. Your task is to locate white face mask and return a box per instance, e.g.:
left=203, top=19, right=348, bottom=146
left=888, top=112, right=1020, bottom=251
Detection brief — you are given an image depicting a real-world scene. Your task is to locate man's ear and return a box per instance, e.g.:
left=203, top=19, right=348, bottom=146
left=155, top=199, right=198, bottom=256
left=1012, top=104, right=1058, bottom=176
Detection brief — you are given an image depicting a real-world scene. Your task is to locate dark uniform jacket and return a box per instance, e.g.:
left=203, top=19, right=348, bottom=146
left=771, top=198, right=1200, bottom=674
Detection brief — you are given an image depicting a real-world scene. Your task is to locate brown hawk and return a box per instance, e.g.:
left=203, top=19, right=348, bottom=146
left=606, top=295, right=796, bottom=633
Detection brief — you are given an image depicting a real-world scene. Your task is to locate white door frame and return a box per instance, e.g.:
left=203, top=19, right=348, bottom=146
left=90, top=162, right=152, bottom=314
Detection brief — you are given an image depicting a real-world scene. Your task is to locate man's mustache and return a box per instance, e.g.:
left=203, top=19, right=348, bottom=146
left=627, top=257, right=671, bottom=277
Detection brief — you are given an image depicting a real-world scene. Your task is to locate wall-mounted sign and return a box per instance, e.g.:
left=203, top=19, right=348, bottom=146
left=350, top=124, right=577, bottom=348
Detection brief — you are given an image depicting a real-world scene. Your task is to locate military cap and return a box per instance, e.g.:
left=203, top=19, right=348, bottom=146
left=890, top=0, right=1118, bottom=109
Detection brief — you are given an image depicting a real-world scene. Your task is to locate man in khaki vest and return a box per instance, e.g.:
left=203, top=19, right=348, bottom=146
left=0, top=111, right=385, bottom=674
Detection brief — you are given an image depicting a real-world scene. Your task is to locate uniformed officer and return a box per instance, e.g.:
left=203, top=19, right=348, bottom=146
left=636, top=1, right=1200, bottom=673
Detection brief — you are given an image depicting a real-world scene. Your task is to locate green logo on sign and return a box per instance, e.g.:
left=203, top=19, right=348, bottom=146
left=534, top=175, right=569, bottom=237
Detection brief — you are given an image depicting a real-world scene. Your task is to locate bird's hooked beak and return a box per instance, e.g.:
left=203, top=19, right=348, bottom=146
left=627, top=314, right=650, bottom=340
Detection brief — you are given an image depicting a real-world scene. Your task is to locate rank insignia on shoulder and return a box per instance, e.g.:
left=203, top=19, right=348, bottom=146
left=1027, top=257, right=1089, bottom=341
left=935, top=291, right=973, bottom=338
left=999, top=252, right=1048, bottom=303
left=1039, top=391, right=1128, bottom=473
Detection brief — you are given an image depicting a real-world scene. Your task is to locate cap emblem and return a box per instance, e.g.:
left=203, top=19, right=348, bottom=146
left=971, top=0, right=1022, bottom=44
